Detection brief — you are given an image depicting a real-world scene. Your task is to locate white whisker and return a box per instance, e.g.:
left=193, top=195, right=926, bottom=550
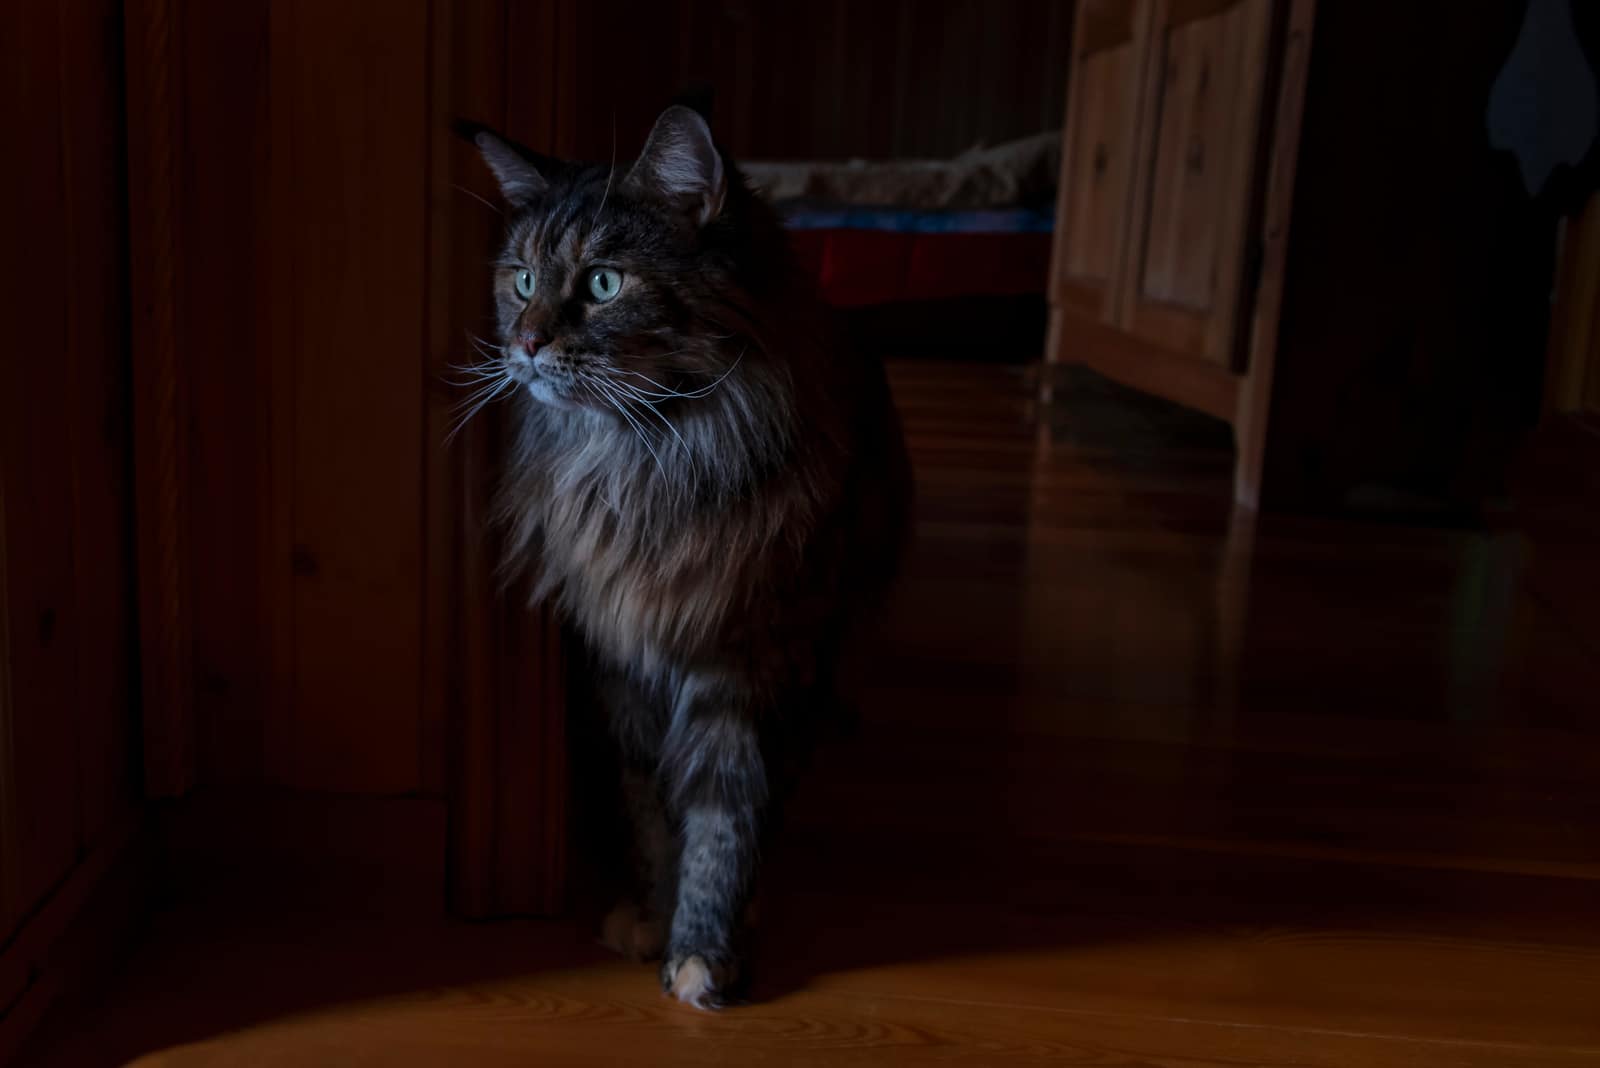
left=588, top=376, right=666, bottom=482
left=444, top=370, right=517, bottom=444
left=605, top=378, right=699, bottom=486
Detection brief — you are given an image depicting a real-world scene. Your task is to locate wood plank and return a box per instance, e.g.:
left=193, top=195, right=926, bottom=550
left=181, top=0, right=273, bottom=787
left=0, top=0, right=86, bottom=924
left=265, top=0, right=429, bottom=793
left=125, top=0, right=195, bottom=799
left=1049, top=0, right=1151, bottom=325
left=0, top=436, right=16, bottom=950
left=1122, top=0, right=1273, bottom=365
left=1235, top=0, right=1315, bottom=508
left=58, top=0, right=138, bottom=847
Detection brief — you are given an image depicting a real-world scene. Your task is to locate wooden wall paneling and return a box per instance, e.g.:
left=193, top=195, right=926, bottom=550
left=124, top=0, right=195, bottom=799
left=1, top=0, right=89, bottom=924
left=442, top=0, right=506, bottom=919
left=421, top=0, right=473, bottom=801
left=59, top=0, right=138, bottom=846
left=643, top=0, right=1073, bottom=162
left=265, top=0, right=429, bottom=793
left=1234, top=0, right=1316, bottom=509
left=181, top=0, right=272, bottom=787
left=449, top=0, right=571, bottom=919
left=1120, top=0, right=1273, bottom=366
left=0, top=472, right=17, bottom=967
left=1, top=0, right=143, bottom=1053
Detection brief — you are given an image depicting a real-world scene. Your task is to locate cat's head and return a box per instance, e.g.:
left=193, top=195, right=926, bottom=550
left=473, top=106, right=753, bottom=412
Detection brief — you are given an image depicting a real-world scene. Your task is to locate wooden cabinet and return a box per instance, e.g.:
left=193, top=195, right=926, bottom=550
left=1052, top=0, right=1147, bottom=322
left=1124, top=0, right=1273, bottom=366
left=1047, top=0, right=1312, bottom=505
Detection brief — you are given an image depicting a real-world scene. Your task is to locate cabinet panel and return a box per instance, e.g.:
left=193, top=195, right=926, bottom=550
left=1124, top=0, right=1273, bottom=366
left=1051, top=0, right=1151, bottom=322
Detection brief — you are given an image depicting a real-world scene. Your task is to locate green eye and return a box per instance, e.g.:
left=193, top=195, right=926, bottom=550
left=514, top=268, right=536, bottom=299
left=587, top=267, right=622, bottom=303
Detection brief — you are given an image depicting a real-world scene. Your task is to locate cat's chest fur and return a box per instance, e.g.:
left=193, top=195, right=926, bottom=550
left=522, top=419, right=813, bottom=674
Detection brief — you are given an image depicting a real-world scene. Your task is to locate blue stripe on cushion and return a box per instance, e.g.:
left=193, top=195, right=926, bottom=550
left=776, top=203, right=1056, bottom=234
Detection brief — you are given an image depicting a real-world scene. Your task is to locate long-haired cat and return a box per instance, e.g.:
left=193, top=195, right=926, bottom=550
left=468, top=105, right=911, bottom=1008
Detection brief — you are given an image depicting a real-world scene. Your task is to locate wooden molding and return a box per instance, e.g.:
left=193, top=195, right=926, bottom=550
left=1233, top=0, right=1316, bottom=509
left=124, top=0, right=194, bottom=798
left=0, top=473, right=17, bottom=941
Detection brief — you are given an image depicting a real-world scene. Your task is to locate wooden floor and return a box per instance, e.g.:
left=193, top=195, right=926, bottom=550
left=21, top=360, right=1600, bottom=1066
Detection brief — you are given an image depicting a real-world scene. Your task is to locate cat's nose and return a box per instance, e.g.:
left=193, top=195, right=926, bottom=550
left=519, top=327, right=552, bottom=355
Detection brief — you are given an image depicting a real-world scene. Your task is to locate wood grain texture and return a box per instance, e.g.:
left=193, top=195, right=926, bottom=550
left=19, top=361, right=1600, bottom=1068
left=1051, top=0, right=1146, bottom=322
left=181, top=0, right=273, bottom=788
left=3, top=0, right=89, bottom=922
left=264, top=0, right=430, bottom=793
left=0, top=440, right=16, bottom=953
left=444, top=0, right=569, bottom=920
left=1233, top=0, right=1315, bottom=508
left=1, top=0, right=142, bottom=1052
left=1047, top=316, right=1241, bottom=421
left=1048, top=0, right=1318, bottom=509
left=516, top=0, right=1072, bottom=164
left=2, top=0, right=140, bottom=934
left=1122, top=0, right=1272, bottom=364
left=124, top=0, right=195, bottom=799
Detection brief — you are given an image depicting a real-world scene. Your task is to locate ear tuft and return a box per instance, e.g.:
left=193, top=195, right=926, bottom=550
left=627, top=105, right=726, bottom=227
left=471, top=127, right=549, bottom=205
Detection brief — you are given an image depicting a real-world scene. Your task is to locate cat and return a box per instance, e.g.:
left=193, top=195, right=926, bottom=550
left=468, top=105, right=912, bottom=1009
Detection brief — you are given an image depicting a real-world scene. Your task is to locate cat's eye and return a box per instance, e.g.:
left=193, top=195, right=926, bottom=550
left=514, top=268, right=536, bottom=300
left=587, top=267, right=623, bottom=303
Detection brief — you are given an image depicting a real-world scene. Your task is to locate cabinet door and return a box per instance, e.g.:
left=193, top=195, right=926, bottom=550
left=1121, top=0, right=1274, bottom=367
left=1050, top=0, right=1153, bottom=323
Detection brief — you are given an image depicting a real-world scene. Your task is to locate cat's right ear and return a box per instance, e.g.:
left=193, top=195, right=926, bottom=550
left=459, top=121, right=549, bottom=206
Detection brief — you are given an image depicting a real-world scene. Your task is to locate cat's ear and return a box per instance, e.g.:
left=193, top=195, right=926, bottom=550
left=627, top=105, right=726, bottom=227
left=467, top=125, right=550, bottom=206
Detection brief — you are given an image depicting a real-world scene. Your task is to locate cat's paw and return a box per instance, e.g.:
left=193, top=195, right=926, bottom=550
left=599, top=902, right=665, bottom=962
left=660, top=952, right=738, bottom=1011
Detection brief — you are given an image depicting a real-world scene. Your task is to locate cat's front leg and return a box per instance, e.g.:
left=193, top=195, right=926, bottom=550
left=658, top=676, right=766, bottom=1009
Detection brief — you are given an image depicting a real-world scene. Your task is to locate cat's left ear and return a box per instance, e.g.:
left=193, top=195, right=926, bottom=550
left=627, top=105, right=726, bottom=227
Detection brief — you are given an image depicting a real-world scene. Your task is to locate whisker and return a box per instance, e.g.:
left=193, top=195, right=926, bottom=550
left=452, top=183, right=503, bottom=216
left=605, top=379, right=698, bottom=484
left=611, top=349, right=745, bottom=399
left=589, top=377, right=666, bottom=481
left=444, top=373, right=517, bottom=443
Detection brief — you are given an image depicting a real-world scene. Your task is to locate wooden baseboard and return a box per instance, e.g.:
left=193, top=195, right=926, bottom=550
left=0, top=810, right=149, bottom=1065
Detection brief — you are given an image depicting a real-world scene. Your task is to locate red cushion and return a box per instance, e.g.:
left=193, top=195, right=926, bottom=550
left=787, top=229, right=1051, bottom=308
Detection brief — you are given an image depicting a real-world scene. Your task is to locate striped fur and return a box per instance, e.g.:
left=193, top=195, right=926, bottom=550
left=472, top=107, right=911, bottom=1007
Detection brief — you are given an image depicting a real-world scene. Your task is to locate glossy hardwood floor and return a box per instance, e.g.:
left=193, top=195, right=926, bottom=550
left=21, top=360, right=1600, bottom=1067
